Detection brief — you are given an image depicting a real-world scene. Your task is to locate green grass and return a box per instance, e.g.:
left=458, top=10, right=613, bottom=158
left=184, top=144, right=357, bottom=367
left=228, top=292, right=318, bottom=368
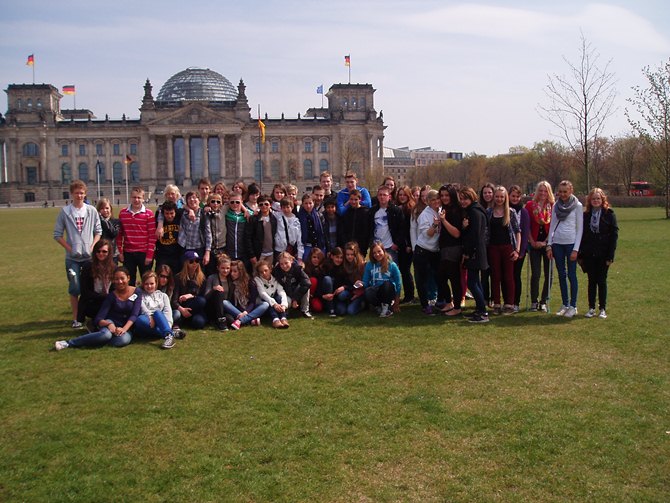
left=0, top=207, right=669, bottom=502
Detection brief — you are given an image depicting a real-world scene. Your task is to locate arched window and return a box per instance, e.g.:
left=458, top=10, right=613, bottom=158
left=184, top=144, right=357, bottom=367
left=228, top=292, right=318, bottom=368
left=96, top=161, right=106, bottom=181
left=130, top=162, right=140, bottom=182
left=78, top=162, right=89, bottom=181
left=113, top=162, right=123, bottom=183
left=254, top=160, right=263, bottom=181
left=27, top=98, right=33, bottom=110
left=303, top=159, right=313, bottom=180
left=16, top=99, right=22, bottom=110
left=271, top=160, right=280, bottom=180
left=319, top=159, right=329, bottom=174
left=61, top=163, right=72, bottom=184
left=36, top=99, right=42, bottom=109
left=22, top=142, right=39, bottom=156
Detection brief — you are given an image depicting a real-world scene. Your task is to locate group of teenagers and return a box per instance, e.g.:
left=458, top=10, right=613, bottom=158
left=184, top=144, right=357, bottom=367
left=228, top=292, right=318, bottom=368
left=52, top=171, right=618, bottom=351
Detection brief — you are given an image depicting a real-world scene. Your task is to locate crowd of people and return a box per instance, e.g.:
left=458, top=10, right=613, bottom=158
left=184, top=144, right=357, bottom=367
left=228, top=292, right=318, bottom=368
left=52, top=171, right=619, bottom=351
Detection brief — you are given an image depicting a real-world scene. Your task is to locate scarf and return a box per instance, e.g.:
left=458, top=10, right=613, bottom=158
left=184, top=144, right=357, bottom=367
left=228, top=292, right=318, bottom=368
left=554, top=195, right=578, bottom=222
left=590, top=209, right=601, bottom=234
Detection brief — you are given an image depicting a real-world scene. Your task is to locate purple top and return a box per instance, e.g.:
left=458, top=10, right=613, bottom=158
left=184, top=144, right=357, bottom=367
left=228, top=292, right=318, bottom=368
left=94, top=290, right=142, bottom=327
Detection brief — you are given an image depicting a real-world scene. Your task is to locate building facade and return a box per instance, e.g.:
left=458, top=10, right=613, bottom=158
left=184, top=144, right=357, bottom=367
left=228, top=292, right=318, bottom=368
left=0, top=67, right=385, bottom=203
left=383, top=146, right=463, bottom=186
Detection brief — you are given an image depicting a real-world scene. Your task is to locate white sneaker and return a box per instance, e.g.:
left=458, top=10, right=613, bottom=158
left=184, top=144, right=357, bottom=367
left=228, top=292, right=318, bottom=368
left=379, top=303, right=392, bottom=318
left=599, top=309, right=607, bottom=319
left=564, top=306, right=577, bottom=318
left=539, top=303, right=548, bottom=313
left=585, top=308, right=596, bottom=318
left=556, top=305, right=569, bottom=316
left=72, top=320, right=84, bottom=329
left=54, top=340, right=69, bottom=351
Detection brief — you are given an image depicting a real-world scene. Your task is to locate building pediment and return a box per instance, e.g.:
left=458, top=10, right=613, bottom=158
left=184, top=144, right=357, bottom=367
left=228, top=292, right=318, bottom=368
left=145, top=102, right=240, bottom=127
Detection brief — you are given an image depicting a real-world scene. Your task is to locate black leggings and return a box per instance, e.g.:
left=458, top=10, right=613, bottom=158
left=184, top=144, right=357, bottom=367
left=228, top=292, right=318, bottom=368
left=582, top=256, right=610, bottom=310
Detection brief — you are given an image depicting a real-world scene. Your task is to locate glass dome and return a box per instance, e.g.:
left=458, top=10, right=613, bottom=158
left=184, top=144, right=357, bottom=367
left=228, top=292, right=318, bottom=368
left=156, top=67, right=238, bottom=102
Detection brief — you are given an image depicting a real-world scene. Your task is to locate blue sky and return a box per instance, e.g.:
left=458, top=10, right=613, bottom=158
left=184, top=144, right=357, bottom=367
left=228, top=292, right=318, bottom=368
left=1, top=0, right=669, bottom=155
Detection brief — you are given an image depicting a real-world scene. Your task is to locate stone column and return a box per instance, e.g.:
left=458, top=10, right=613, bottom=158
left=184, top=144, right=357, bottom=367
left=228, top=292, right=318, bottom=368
left=202, top=134, right=209, bottom=179
left=237, top=135, right=243, bottom=178
left=70, top=141, right=76, bottom=182
left=149, top=136, right=157, bottom=181
left=219, top=134, right=231, bottom=179
left=40, top=135, right=47, bottom=183
left=166, top=136, right=174, bottom=181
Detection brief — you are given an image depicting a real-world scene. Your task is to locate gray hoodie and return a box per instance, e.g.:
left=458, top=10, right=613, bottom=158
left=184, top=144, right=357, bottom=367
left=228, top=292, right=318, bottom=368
left=54, top=204, right=102, bottom=262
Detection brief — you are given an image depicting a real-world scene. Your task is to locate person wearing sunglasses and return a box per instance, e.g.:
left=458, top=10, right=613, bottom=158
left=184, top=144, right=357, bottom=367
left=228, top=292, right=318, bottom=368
left=205, top=193, right=228, bottom=276
left=245, top=195, right=277, bottom=268
left=224, top=195, right=251, bottom=272
left=76, top=239, right=116, bottom=329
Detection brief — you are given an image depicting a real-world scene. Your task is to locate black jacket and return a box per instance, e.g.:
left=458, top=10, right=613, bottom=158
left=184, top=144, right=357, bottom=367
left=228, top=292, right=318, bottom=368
left=367, top=203, right=406, bottom=250
left=579, top=208, right=618, bottom=261
left=245, top=212, right=278, bottom=261
left=462, top=201, right=489, bottom=270
left=273, top=262, right=311, bottom=300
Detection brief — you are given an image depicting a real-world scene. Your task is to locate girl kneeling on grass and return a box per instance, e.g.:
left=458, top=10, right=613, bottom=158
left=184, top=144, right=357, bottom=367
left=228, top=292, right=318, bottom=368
left=223, top=260, right=269, bottom=329
left=254, top=261, right=289, bottom=329
left=363, top=241, right=402, bottom=318
left=273, top=251, right=313, bottom=319
left=134, top=271, right=177, bottom=349
left=55, top=267, right=140, bottom=350
left=304, top=248, right=334, bottom=315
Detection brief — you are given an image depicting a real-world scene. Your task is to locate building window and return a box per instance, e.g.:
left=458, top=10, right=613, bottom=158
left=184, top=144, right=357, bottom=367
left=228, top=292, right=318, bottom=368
left=130, top=162, right=140, bottom=182
left=78, top=162, right=89, bottom=181
left=16, top=99, right=22, bottom=110
left=254, top=160, right=263, bottom=181
left=96, top=144, right=104, bottom=156
left=303, top=159, right=313, bottom=179
left=61, top=163, right=72, bottom=184
left=208, top=137, right=220, bottom=180
left=61, top=144, right=69, bottom=156
left=304, top=140, right=312, bottom=153
left=271, top=141, right=279, bottom=153
left=352, top=97, right=357, bottom=108
left=36, top=99, right=42, bottom=109
left=319, top=159, right=329, bottom=174
left=189, top=137, right=203, bottom=181
left=24, top=192, right=36, bottom=203
left=79, top=144, right=86, bottom=156
left=288, top=143, right=295, bottom=153
left=320, top=140, right=328, bottom=153
left=27, top=98, right=33, bottom=110
left=255, top=141, right=261, bottom=153
left=26, top=167, right=37, bottom=185
left=130, top=143, right=137, bottom=155
left=113, top=162, right=123, bottom=183
left=113, top=143, right=120, bottom=156
left=172, top=138, right=184, bottom=185
left=271, top=160, right=280, bottom=180
left=360, top=97, right=366, bottom=109
left=22, top=142, right=39, bottom=156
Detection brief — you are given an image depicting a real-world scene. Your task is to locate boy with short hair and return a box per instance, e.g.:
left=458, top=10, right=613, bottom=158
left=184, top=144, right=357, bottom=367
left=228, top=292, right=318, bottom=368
left=336, top=171, right=372, bottom=215
left=274, top=197, right=303, bottom=263
left=54, top=180, right=102, bottom=328
left=198, top=178, right=212, bottom=208
left=339, top=189, right=371, bottom=256
left=117, top=186, right=156, bottom=285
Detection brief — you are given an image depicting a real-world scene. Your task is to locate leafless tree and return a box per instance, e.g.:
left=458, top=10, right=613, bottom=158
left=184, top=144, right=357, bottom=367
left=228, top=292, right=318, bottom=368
left=627, top=58, right=670, bottom=218
left=538, top=32, right=617, bottom=192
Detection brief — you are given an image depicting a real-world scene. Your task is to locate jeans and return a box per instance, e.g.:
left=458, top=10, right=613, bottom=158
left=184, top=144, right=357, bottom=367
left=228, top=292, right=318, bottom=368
left=528, top=247, right=550, bottom=304
left=67, top=320, right=132, bottom=348
left=467, top=268, right=487, bottom=314
left=335, top=290, right=365, bottom=315
left=134, top=310, right=172, bottom=338
left=179, top=296, right=207, bottom=329
left=122, top=251, right=151, bottom=286
left=223, top=300, right=270, bottom=325
left=65, top=258, right=88, bottom=296
left=364, top=281, right=395, bottom=307
left=487, top=243, right=515, bottom=306
left=413, top=246, right=439, bottom=308
left=397, top=247, right=415, bottom=301
left=552, top=243, right=578, bottom=308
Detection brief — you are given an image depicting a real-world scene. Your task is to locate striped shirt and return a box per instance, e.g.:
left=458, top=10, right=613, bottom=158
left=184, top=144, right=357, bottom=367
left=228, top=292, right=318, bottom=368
left=117, top=205, right=156, bottom=260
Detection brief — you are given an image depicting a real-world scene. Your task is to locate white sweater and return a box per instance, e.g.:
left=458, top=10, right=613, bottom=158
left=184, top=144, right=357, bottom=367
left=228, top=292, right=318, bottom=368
left=138, top=290, right=173, bottom=326
left=548, top=200, right=583, bottom=251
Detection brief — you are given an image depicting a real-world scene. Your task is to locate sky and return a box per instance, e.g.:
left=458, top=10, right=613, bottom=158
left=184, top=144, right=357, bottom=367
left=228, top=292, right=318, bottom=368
left=1, top=0, right=669, bottom=156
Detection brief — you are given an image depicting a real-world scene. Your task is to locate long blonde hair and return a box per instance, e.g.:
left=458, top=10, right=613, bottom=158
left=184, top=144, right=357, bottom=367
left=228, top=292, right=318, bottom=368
left=533, top=180, right=555, bottom=205
left=493, top=186, right=511, bottom=227
left=177, top=259, right=205, bottom=287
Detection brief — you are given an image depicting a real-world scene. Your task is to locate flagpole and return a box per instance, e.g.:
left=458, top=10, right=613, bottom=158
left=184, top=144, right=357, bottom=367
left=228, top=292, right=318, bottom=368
left=96, top=160, right=101, bottom=201
left=32, top=57, right=35, bottom=84
left=257, top=104, right=262, bottom=191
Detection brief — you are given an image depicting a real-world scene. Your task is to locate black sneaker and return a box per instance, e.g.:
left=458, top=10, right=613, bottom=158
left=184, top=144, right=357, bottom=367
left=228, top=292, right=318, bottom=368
left=216, top=317, right=229, bottom=331
left=468, top=313, right=490, bottom=323
left=161, top=334, right=175, bottom=349
left=302, top=311, right=314, bottom=319
left=173, top=328, right=187, bottom=339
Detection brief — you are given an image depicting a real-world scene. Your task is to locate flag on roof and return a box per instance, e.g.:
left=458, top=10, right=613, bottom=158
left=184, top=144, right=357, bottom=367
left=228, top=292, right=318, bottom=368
left=62, top=85, right=76, bottom=95
left=258, top=118, right=266, bottom=144
left=316, top=85, right=323, bottom=95
left=344, top=55, right=350, bottom=67
left=125, top=155, right=133, bottom=165
left=26, top=54, right=34, bottom=66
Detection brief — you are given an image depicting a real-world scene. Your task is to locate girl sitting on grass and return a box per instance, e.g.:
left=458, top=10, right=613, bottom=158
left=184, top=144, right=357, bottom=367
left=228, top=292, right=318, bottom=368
left=363, top=241, right=402, bottom=318
left=336, top=241, right=366, bottom=316
left=204, top=254, right=233, bottom=331
left=55, top=267, right=140, bottom=350
left=254, top=260, right=289, bottom=329
left=322, top=247, right=346, bottom=317
left=223, top=259, right=269, bottom=329
left=172, top=251, right=208, bottom=330
left=273, top=251, right=313, bottom=319
left=77, top=239, right=115, bottom=328
left=134, top=271, right=177, bottom=349
left=304, top=248, right=333, bottom=314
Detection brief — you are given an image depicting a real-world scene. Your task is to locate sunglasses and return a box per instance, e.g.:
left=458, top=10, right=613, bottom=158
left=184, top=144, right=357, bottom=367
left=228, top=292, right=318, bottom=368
left=210, top=200, right=222, bottom=205
left=188, top=259, right=199, bottom=264
left=159, top=274, right=170, bottom=279
left=96, top=249, right=110, bottom=254
left=259, top=202, right=271, bottom=207
left=229, top=201, right=242, bottom=205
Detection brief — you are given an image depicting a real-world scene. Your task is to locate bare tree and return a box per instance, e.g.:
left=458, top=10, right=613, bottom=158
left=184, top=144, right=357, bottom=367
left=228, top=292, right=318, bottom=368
left=610, top=135, right=648, bottom=195
left=627, top=59, right=670, bottom=218
left=539, top=32, right=617, bottom=192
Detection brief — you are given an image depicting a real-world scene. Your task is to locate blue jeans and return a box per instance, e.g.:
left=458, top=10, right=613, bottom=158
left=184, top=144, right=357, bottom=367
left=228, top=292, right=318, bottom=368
left=134, top=310, right=172, bottom=338
left=467, top=268, right=487, bottom=314
left=413, top=246, right=440, bottom=308
left=67, top=320, right=132, bottom=348
left=222, top=300, right=270, bottom=325
left=552, top=243, right=578, bottom=307
left=335, top=290, right=365, bottom=315
left=65, top=258, right=88, bottom=296
left=179, top=296, right=207, bottom=329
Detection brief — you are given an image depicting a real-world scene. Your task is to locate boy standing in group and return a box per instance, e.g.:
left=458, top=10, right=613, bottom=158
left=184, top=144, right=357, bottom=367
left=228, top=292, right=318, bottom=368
left=54, top=180, right=102, bottom=328
left=117, top=186, right=156, bottom=285
left=337, top=171, right=372, bottom=215
left=369, top=185, right=404, bottom=263
left=198, top=178, right=212, bottom=208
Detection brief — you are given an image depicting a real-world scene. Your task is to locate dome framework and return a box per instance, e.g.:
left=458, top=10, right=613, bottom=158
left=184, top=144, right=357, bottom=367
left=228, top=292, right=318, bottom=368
left=156, top=67, right=238, bottom=102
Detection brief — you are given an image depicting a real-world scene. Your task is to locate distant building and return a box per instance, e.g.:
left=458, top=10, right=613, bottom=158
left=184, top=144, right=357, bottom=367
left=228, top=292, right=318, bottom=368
left=0, top=67, right=385, bottom=203
left=383, top=146, right=463, bottom=185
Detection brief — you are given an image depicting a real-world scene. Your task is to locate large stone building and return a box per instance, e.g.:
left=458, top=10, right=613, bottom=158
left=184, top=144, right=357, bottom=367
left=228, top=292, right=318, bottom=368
left=0, top=67, right=385, bottom=204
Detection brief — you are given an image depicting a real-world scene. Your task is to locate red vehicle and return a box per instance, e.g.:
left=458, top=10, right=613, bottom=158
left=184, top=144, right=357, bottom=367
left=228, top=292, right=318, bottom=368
left=629, top=181, right=655, bottom=196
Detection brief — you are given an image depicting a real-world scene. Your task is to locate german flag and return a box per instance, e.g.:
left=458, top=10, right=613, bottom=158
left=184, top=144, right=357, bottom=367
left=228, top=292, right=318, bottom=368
left=125, top=155, right=133, bottom=165
left=344, top=55, right=350, bottom=67
left=258, top=119, right=266, bottom=144
left=62, top=85, right=76, bottom=95
left=26, top=54, right=34, bottom=66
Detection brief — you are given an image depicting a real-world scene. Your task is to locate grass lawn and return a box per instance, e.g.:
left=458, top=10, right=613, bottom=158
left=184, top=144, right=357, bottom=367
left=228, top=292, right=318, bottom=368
left=0, top=207, right=669, bottom=502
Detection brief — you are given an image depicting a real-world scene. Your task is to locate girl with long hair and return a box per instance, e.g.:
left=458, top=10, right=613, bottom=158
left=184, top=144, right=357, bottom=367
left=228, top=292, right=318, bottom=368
left=223, top=259, right=269, bottom=329
left=410, top=184, right=436, bottom=306
left=304, top=247, right=333, bottom=314
left=486, top=186, right=521, bottom=315
left=77, top=239, right=116, bottom=326
left=508, top=185, right=530, bottom=312
left=336, top=241, right=366, bottom=315
left=254, top=260, right=289, bottom=329
left=96, top=198, right=120, bottom=262
left=134, top=271, right=177, bottom=349
left=547, top=180, right=583, bottom=318
left=322, top=247, right=346, bottom=317
left=579, top=188, right=618, bottom=319
left=204, top=254, right=233, bottom=331
left=172, top=251, right=208, bottom=329
left=525, top=180, right=555, bottom=312
left=395, top=185, right=416, bottom=304
left=363, top=241, right=402, bottom=318
left=415, top=189, right=442, bottom=315
left=437, top=184, right=464, bottom=316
